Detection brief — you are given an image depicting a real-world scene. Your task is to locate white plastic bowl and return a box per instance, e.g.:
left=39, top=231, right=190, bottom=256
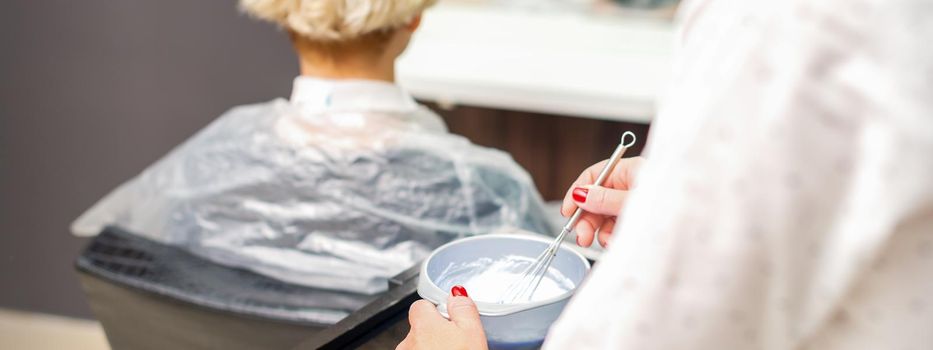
left=417, top=234, right=590, bottom=349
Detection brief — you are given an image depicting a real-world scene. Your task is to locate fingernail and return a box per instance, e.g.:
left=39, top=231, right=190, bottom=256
left=576, top=234, right=582, bottom=246
left=451, top=285, right=468, bottom=297
left=572, top=187, right=588, bottom=203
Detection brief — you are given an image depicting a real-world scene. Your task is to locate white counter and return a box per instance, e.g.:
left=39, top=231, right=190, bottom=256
left=397, top=3, right=674, bottom=123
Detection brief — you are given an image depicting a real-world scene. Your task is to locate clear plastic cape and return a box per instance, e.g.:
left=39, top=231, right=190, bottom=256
left=71, top=98, right=555, bottom=294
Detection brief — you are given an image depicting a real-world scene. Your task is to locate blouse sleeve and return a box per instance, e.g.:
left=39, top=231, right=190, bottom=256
left=544, top=0, right=933, bottom=349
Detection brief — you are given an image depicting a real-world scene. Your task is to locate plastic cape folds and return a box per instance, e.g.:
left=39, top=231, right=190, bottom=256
left=72, top=99, right=555, bottom=294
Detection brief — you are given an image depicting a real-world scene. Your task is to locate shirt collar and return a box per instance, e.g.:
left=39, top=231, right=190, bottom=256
left=289, top=76, right=419, bottom=114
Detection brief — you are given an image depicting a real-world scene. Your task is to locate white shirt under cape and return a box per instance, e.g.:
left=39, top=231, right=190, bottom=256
left=545, top=0, right=933, bottom=349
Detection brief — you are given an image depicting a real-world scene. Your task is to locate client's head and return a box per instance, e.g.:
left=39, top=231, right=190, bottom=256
left=240, top=0, right=436, bottom=81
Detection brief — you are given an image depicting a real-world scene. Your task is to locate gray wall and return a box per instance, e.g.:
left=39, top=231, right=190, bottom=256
left=0, top=0, right=297, bottom=318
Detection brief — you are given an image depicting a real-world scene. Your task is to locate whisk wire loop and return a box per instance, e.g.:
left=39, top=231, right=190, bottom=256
left=498, top=132, right=636, bottom=304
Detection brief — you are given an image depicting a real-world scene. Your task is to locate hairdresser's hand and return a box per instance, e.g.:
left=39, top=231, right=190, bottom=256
left=398, top=292, right=488, bottom=350
left=561, top=156, right=645, bottom=248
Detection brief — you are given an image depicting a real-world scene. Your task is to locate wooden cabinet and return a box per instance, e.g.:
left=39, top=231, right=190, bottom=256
left=427, top=103, right=650, bottom=200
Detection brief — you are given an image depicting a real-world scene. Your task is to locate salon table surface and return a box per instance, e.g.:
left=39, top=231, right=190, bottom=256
left=397, top=1, right=674, bottom=123
left=291, top=264, right=422, bottom=350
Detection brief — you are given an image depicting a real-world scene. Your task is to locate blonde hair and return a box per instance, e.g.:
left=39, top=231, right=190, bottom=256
left=240, top=0, right=437, bottom=42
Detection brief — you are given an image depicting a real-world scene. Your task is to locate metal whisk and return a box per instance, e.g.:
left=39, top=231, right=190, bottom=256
left=499, top=131, right=637, bottom=303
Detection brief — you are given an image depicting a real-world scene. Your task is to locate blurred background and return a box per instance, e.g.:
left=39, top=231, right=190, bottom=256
left=0, top=0, right=673, bottom=348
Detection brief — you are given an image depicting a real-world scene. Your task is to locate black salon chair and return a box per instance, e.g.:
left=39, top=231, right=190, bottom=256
left=74, top=226, right=378, bottom=350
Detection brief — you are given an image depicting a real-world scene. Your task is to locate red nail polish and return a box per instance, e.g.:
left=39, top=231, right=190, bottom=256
left=572, top=187, right=588, bottom=203
left=451, top=285, right=468, bottom=297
